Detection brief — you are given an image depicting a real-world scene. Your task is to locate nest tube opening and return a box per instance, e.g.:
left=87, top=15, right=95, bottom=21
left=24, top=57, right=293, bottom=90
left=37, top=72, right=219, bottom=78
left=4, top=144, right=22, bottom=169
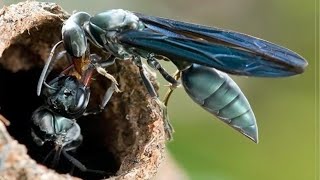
left=0, top=1, right=166, bottom=180
left=0, top=49, right=119, bottom=180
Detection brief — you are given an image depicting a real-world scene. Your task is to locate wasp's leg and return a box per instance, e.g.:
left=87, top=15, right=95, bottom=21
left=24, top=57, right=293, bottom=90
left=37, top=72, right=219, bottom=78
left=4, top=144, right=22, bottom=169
left=95, top=67, right=120, bottom=92
left=83, top=55, right=119, bottom=115
left=62, top=150, right=107, bottom=175
left=99, top=82, right=117, bottom=109
left=84, top=82, right=118, bottom=115
left=138, top=64, right=158, bottom=98
left=37, top=41, right=64, bottom=96
left=146, top=54, right=180, bottom=88
left=163, top=70, right=181, bottom=106
left=93, top=54, right=116, bottom=68
left=146, top=54, right=181, bottom=135
left=91, top=54, right=120, bottom=92
left=156, top=98, right=174, bottom=140
left=135, top=57, right=174, bottom=140
left=159, top=70, right=181, bottom=140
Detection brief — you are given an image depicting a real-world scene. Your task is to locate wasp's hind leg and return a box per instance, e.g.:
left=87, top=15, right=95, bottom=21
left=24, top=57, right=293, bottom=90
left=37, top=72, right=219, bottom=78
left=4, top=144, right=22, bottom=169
left=163, top=70, right=181, bottom=106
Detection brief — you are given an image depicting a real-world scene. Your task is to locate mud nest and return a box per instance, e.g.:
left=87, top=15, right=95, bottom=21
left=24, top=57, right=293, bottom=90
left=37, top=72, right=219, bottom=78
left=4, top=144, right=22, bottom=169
left=0, top=1, right=166, bottom=180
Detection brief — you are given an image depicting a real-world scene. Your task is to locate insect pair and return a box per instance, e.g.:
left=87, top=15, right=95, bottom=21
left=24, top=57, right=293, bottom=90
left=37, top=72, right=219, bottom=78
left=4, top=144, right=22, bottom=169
left=31, top=44, right=117, bottom=175
left=31, top=8, right=307, bottom=174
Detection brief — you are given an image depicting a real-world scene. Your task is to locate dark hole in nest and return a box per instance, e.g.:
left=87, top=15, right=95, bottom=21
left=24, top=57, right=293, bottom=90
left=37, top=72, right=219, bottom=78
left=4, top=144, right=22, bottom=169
left=0, top=63, right=120, bottom=179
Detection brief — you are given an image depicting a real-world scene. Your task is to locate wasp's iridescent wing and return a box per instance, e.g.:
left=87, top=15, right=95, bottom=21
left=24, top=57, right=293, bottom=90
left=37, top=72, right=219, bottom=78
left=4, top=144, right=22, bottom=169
left=118, top=13, right=307, bottom=77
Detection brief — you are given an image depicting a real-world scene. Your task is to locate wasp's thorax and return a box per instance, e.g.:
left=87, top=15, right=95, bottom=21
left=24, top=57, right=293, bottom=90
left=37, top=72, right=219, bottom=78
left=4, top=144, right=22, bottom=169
left=85, top=9, right=145, bottom=59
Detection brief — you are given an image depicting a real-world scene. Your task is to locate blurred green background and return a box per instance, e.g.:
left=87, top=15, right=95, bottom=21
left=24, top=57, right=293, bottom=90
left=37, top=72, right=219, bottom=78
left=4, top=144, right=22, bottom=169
left=1, top=0, right=317, bottom=179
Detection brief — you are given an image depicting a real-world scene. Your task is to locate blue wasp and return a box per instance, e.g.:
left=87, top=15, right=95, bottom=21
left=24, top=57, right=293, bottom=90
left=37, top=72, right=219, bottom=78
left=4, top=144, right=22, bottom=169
left=40, top=9, right=308, bottom=143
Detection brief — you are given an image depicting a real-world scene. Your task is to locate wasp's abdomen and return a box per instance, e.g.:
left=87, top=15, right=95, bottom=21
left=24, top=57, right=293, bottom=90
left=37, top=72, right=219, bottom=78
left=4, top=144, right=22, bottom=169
left=181, top=64, right=258, bottom=142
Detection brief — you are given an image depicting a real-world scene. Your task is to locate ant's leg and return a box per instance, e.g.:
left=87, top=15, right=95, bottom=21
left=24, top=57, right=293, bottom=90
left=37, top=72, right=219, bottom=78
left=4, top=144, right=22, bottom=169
left=37, top=41, right=64, bottom=96
left=60, top=63, right=74, bottom=75
left=0, top=114, right=10, bottom=126
left=69, top=165, right=75, bottom=176
left=42, top=148, right=55, bottom=165
left=51, top=146, right=62, bottom=168
left=30, top=129, right=45, bottom=146
left=62, top=150, right=107, bottom=175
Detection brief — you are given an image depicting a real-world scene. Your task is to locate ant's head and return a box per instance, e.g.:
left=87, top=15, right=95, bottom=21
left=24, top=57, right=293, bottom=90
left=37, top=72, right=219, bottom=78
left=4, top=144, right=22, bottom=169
left=42, top=75, right=90, bottom=118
